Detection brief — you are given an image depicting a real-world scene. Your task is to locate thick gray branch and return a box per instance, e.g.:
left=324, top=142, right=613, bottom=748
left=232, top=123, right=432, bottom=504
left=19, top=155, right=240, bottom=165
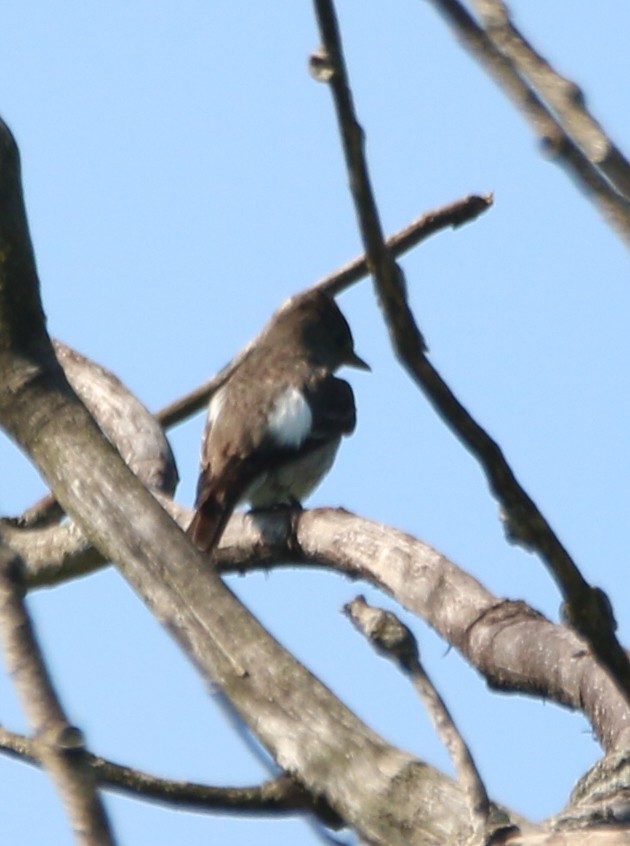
left=2, top=492, right=189, bottom=587
left=8, top=492, right=630, bottom=757
left=207, top=508, right=630, bottom=755
left=18, top=339, right=178, bottom=528
left=0, top=115, right=479, bottom=846
left=53, top=340, right=178, bottom=494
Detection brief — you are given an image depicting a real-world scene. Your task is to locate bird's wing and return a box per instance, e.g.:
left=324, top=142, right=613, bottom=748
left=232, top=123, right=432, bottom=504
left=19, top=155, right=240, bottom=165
left=304, top=375, right=357, bottom=440
left=188, top=374, right=269, bottom=553
left=188, top=373, right=356, bottom=553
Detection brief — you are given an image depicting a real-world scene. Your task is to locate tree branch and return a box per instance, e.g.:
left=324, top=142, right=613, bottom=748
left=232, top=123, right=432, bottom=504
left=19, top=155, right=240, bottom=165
left=9, top=487, right=630, bottom=756
left=2, top=491, right=190, bottom=588
left=0, top=545, right=117, bottom=846
left=426, top=0, right=630, bottom=247
left=18, top=339, right=179, bottom=529
left=0, top=725, right=341, bottom=824
left=310, top=0, right=630, bottom=712
left=344, top=596, right=507, bottom=844
left=155, top=192, right=492, bottom=431
left=472, top=0, right=630, bottom=200
left=207, top=507, right=630, bottom=754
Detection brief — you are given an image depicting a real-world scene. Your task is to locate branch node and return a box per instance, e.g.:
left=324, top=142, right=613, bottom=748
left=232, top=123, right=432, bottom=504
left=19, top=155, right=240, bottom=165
left=499, top=504, right=538, bottom=550
left=42, top=723, right=87, bottom=754
left=309, top=48, right=335, bottom=83
left=344, top=594, right=418, bottom=670
left=561, top=586, right=617, bottom=637
left=0, top=545, right=27, bottom=593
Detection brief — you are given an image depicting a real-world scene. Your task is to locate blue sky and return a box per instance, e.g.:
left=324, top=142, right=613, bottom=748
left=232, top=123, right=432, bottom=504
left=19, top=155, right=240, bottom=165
left=1, top=3, right=630, bottom=844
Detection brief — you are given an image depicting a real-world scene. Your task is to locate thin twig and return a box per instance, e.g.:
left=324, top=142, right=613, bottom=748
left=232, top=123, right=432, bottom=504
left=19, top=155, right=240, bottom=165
left=19, top=194, right=491, bottom=529
left=344, top=596, right=515, bottom=844
left=312, top=193, right=492, bottom=296
left=427, top=0, right=630, bottom=247
left=0, top=725, right=340, bottom=823
left=310, top=0, right=630, bottom=707
left=0, top=544, right=117, bottom=846
left=155, top=193, right=491, bottom=430
left=473, top=0, right=630, bottom=199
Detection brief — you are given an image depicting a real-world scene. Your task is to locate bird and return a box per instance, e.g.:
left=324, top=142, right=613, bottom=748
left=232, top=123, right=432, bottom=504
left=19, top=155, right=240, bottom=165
left=187, top=289, right=369, bottom=554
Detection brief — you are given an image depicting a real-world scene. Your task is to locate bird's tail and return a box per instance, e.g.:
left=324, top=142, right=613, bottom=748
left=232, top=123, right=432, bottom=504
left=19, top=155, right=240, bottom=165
left=187, top=497, right=231, bottom=554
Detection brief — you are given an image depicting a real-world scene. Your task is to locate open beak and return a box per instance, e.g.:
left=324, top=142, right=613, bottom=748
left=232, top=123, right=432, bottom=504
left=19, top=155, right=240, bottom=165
left=346, top=350, right=371, bottom=371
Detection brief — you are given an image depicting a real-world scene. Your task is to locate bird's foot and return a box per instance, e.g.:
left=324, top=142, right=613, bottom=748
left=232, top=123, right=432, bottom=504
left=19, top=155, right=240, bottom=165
left=248, top=497, right=303, bottom=516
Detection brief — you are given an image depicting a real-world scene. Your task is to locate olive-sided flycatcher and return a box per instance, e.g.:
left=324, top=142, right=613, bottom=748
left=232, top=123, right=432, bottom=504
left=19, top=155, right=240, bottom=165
left=187, top=290, right=369, bottom=553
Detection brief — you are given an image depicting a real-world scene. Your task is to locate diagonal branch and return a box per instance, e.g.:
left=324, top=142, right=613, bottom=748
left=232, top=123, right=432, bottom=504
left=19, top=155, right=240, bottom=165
left=344, top=596, right=499, bottom=843
left=215, top=508, right=630, bottom=754
left=426, top=0, right=630, bottom=247
left=0, top=545, right=117, bottom=846
left=18, top=339, right=179, bottom=530
left=310, top=0, right=630, bottom=708
left=16, top=193, right=491, bottom=530
left=472, top=0, right=630, bottom=200
left=3, top=491, right=190, bottom=589
left=155, top=192, right=492, bottom=430
left=0, top=114, right=480, bottom=846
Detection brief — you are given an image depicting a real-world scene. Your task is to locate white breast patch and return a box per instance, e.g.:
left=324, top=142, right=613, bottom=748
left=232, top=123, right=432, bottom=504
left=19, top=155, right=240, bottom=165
left=267, top=386, right=312, bottom=447
left=208, top=385, right=226, bottom=427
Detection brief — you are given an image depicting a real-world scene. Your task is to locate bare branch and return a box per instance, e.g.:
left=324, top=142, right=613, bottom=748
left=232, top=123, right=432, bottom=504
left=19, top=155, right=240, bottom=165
left=1, top=517, right=104, bottom=586
left=345, top=595, right=500, bottom=844
left=9, top=467, right=630, bottom=760
left=18, top=339, right=179, bottom=529
left=310, top=0, right=630, bottom=712
left=155, top=192, right=492, bottom=431
left=553, top=749, right=630, bottom=833
left=3, top=491, right=190, bottom=588
left=10, top=474, right=630, bottom=758
left=19, top=496, right=65, bottom=529
left=204, top=507, right=630, bottom=753
left=310, top=193, right=492, bottom=297
left=0, top=544, right=117, bottom=846
left=426, top=0, right=630, bottom=247
left=472, top=0, right=630, bottom=199
left=54, top=340, right=179, bottom=494
left=0, top=725, right=341, bottom=824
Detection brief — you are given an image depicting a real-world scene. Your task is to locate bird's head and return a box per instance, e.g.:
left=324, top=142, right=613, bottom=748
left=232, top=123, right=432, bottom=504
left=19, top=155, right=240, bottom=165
left=278, top=290, right=370, bottom=373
